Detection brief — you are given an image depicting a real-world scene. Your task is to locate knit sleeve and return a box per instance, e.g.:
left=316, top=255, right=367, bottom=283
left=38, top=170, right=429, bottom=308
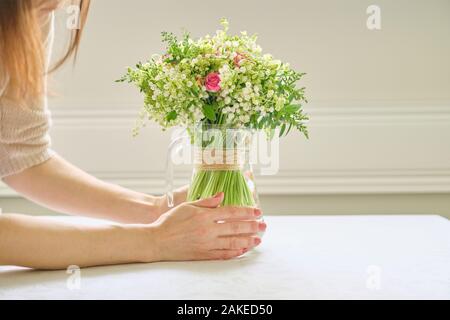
left=0, top=97, right=54, bottom=178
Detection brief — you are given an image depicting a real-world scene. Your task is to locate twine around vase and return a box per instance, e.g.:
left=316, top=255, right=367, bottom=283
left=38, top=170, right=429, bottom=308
left=194, top=147, right=247, bottom=171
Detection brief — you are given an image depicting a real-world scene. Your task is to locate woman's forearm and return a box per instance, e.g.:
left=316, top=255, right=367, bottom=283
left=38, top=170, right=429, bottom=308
left=0, top=214, right=155, bottom=270
left=3, top=154, right=163, bottom=224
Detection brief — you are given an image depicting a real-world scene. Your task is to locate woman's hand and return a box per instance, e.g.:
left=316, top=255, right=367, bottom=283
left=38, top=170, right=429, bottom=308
left=0, top=192, right=264, bottom=269
left=147, top=192, right=266, bottom=261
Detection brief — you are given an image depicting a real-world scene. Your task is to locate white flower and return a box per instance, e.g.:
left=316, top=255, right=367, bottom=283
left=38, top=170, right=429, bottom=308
left=220, top=64, right=230, bottom=72
left=271, top=59, right=281, bottom=66
left=267, top=90, right=274, bottom=98
left=224, top=97, right=231, bottom=104
left=187, top=81, right=193, bottom=87
left=194, top=110, right=203, bottom=121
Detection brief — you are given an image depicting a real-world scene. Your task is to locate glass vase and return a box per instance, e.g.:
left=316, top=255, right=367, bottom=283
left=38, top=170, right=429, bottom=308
left=187, top=124, right=259, bottom=208
left=166, top=124, right=263, bottom=241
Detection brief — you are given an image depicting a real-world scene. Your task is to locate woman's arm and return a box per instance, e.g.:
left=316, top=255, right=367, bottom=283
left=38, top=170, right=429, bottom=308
left=0, top=193, right=264, bottom=270
left=2, top=154, right=175, bottom=224
left=0, top=213, right=154, bottom=270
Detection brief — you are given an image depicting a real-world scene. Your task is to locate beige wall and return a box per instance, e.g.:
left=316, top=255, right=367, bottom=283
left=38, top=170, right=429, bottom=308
left=1, top=0, right=449, bottom=215
left=53, top=0, right=450, bottom=105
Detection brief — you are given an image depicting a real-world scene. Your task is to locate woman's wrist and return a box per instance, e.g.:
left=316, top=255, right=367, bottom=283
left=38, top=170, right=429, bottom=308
left=134, top=194, right=163, bottom=223
left=131, top=224, right=161, bottom=263
left=115, top=192, right=163, bottom=224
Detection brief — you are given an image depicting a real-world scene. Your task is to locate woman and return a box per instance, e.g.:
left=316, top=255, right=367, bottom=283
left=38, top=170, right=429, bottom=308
left=0, top=0, right=265, bottom=270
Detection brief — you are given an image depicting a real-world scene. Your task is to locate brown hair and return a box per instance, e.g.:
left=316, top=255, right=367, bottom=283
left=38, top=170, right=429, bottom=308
left=0, top=0, right=90, bottom=103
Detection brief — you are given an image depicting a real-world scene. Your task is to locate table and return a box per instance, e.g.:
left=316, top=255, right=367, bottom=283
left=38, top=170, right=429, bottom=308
left=0, top=215, right=449, bottom=300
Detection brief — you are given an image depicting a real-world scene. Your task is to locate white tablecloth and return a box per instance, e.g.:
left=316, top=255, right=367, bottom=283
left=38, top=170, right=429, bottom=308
left=0, top=215, right=449, bottom=300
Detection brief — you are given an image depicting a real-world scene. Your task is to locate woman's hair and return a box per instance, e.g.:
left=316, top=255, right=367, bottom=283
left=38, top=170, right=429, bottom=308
left=0, top=0, right=90, bottom=103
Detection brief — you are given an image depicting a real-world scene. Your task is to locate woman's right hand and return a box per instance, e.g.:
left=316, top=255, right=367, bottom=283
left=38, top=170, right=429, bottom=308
left=145, top=192, right=265, bottom=262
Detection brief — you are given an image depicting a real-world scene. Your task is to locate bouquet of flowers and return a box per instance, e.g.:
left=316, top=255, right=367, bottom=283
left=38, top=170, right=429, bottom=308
left=118, top=19, right=308, bottom=207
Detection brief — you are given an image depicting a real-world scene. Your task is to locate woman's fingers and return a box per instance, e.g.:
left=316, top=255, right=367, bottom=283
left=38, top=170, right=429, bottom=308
left=213, top=236, right=261, bottom=250
left=205, top=249, right=246, bottom=260
left=215, top=220, right=266, bottom=236
left=192, top=192, right=224, bottom=208
left=211, top=206, right=262, bottom=221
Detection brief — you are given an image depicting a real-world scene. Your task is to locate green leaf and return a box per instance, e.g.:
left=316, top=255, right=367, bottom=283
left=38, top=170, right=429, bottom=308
left=284, top=104, right=300, bottom=114
left=279, top=123, right=286, bottom=137
left=286, top=123, right=293, bottom=135
left=166, top=111, right=177, bottom=121
left=287, top=93, right=295, bottom=104
left=202, top=104, right=216, bottom=121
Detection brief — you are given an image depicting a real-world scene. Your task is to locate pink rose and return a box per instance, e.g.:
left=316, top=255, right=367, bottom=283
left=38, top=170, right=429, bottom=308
left=233, top=52, right=246, bottom=67
left=204, top=72, right=221, bottom=92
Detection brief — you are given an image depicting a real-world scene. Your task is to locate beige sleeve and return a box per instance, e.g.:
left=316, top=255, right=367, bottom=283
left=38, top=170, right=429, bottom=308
left=0, top=97, right=54, bottom=178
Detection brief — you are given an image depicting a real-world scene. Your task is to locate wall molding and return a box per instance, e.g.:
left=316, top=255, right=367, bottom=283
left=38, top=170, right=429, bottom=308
left=2, top=169, right=450, bottom=198
left=1, top=102, right=449, bottom=198
left=49, top=101, right=450, bottom=125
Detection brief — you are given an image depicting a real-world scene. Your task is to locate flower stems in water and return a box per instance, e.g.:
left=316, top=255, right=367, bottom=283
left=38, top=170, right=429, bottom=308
left=187, top=169, right=255, bottom=207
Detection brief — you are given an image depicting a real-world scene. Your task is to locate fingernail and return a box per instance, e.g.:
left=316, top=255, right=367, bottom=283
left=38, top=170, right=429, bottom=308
left=254, top=208, right=262, bottom=216
left=214, top=192, right=224, bottom=199
left=242, top=248, right=248, bottom=253
left=258, top=222, right=267, bottom=231
left=254, top=237, right=261, bottom=245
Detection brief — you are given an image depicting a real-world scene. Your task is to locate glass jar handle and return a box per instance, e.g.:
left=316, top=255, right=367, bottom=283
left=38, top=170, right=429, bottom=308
left=165, top=129, right=187, bottom=208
